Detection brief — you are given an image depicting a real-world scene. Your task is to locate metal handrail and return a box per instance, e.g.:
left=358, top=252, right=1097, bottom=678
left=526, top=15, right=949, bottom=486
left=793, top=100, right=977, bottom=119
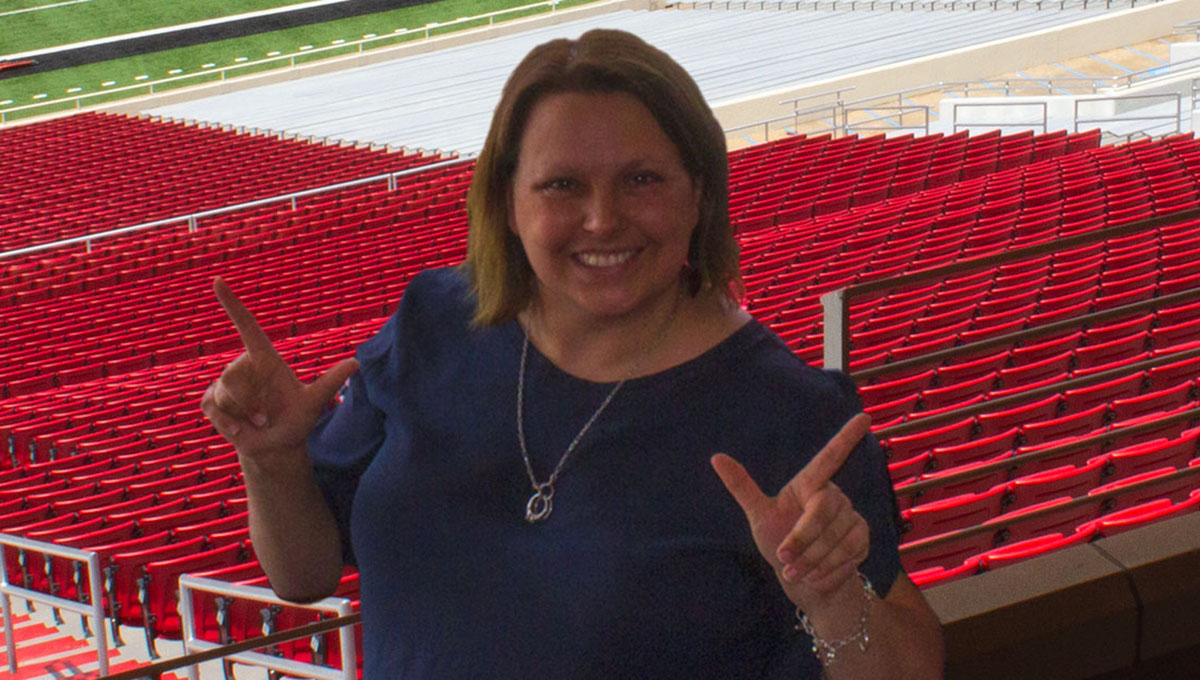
left=103, top=609, right=361, bottom=680
left=951, top=100, right=1047, bottom=134
left=834, top=50, right=1200, bottom=118
left=0, top=156, right=468, bottom=260
left=820, top=205, right=1200, bottom=373
left=177, top=575, right=358, bottom=680
left=842, top=104, right=930, bottom=136
left=779, top=86, right=856, bottom=109
left=1073, top=92, right=1182, bottom=135
left=0, top=533, right=109, bottom=676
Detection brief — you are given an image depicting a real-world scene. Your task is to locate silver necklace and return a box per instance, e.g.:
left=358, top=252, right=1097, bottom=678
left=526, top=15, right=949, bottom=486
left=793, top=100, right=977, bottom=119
left=516, top=289, right=683, bottom=523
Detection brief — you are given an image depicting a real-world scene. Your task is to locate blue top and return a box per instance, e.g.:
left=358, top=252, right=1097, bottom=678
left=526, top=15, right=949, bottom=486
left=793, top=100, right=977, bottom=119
left=309, top=267, right=901, bottom=679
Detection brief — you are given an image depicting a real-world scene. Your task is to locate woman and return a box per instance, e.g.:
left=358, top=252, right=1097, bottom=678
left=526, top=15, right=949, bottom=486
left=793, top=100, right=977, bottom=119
left=202, top=29, right=944, bottom=678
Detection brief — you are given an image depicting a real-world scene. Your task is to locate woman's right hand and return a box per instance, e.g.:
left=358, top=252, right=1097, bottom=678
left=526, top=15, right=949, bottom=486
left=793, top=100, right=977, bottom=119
left=201, top=277, right=359, bottom=462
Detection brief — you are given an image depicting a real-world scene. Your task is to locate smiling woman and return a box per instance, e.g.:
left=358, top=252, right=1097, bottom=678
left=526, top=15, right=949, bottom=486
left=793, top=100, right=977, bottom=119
left=201, top=27, right=944, bottom=680
left=507, top=91, right=705, bottom=376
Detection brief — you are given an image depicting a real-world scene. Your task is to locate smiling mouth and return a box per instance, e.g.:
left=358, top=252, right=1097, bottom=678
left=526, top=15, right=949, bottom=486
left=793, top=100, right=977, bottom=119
left=575, top=250, right=638, bottom=267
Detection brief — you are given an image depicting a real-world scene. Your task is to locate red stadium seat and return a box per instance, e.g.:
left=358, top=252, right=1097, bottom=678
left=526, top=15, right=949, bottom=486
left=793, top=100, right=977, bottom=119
left=1009, top=457, right=1107, bottom=510
left=976, top=395, right=1062, bottom=439
left=901, top=483, right=1009, bottom=541
left=139, top=541, right=249, bottom=657
left=1090, top=467, right=1198, bottom=514
left=929, top=427, right=1018, bottom=471
left=1086, top=493, right=1200, bottom=537
left=1105, top=433, right=1199, bottom=480
left=979, top=530, right=1094, bottom=571
left=882, top=417, right=976, bottom=462
left=908, top=556, right=982, bottom=588
left=1060, top=372, right=1145, bottom=414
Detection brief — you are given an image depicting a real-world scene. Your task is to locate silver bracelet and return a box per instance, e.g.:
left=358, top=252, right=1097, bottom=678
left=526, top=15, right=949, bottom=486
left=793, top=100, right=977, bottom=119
left=795, top=572, right=876, bottom=667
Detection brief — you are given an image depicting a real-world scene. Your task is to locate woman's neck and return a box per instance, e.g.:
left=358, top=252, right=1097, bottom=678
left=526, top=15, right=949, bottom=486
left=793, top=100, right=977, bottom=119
left=520, top=284, right=750, bottom=383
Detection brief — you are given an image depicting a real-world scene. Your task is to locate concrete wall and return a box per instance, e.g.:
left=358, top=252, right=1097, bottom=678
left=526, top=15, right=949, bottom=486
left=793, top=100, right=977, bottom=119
left=925, top=512, right=1200, bottom=680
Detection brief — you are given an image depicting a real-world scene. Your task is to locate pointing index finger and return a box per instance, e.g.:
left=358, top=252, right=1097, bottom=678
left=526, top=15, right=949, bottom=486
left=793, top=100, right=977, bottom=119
left=213, top=277, right=276, bottom=356
left=795, top=412, right=872, bottom=497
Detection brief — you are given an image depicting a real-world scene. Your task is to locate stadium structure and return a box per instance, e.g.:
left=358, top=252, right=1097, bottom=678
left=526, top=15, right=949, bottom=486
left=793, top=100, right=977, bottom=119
left=2, top=0, right=1200, bottom=677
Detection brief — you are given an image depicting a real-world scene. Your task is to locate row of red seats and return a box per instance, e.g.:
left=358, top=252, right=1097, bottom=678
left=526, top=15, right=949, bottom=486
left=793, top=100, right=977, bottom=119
left=729, top=129, right=1101, bottom=231
left=0, top=112, right=442, bottom=252
left=899, top=427, right=1199, bottom=543
left=907, top=486, right=1200, bottom=587
left=0, top=117, right=1196, bottom=625
left=739, top=136, right=1200, bottom=366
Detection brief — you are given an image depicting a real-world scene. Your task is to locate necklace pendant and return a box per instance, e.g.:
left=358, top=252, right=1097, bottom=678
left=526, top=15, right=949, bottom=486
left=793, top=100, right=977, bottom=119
left=525, top=484, right=554, bottom=523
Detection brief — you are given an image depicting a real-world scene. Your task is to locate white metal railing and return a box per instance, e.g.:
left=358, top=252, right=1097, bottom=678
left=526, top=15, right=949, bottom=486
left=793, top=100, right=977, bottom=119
left=0, top=155, right=468, bottom=261
left=951, top=100, right=1049, bottom=133
left=0, top=533, right=109, bottom=676
left=727, top=48, right=1200, bottom=144
left=724, top=87, right=854, bottom=142
left=1074, top=92, right=1183, bottom=135
left=178, top=575, right=357, bottom=680
left=0, top=0, right=562, bottom=124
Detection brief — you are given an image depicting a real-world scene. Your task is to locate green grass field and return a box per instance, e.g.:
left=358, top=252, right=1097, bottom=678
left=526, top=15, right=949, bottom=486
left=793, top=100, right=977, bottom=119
left=0, top=0, right=595, bottom=121
left=2, top=0, right=314, bottom=54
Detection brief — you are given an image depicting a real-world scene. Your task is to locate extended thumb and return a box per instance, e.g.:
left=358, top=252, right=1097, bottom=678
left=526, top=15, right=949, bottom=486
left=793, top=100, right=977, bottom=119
left=310, top=358, right=360, bottom=405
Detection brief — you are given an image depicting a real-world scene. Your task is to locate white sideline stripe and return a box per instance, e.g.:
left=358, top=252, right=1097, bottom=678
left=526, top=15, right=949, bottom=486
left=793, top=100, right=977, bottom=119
left=2, top=0, right=359, bottom=60
left=0, top=0, right=94, bottom=19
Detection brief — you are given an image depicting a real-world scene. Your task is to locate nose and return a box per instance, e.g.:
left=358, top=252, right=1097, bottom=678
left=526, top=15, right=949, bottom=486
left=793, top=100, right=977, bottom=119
left=582, top=185, right=622, bottom=236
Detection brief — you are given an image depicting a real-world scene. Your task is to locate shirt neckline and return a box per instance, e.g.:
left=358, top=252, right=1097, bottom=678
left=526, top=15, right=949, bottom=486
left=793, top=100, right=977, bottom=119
left=503, top=315, right=773, bottom=390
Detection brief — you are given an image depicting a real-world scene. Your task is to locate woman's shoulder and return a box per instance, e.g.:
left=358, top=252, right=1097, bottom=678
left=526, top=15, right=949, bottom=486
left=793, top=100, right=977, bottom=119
left=400, top=267, right=476, bottom=320
left=729, top=321, right=858, bottom=404
left=355, top=267, right=479, bottom=368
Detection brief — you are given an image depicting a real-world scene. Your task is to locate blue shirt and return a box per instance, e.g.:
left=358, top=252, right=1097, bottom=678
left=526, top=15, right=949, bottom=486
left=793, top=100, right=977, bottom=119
left=309, top=268, right=901, bottom=678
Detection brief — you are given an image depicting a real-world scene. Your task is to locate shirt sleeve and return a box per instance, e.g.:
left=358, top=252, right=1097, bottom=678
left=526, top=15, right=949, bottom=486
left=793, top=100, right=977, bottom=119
left=760, top=368, right=903, bottom=679
left=825, top=368, right=903, bottom=600
left=307, top=309, right=401, bottom=567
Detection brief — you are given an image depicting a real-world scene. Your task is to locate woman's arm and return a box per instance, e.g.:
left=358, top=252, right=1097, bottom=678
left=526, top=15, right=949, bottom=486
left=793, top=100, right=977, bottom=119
left=713, top=414, right=945, bottom=679
left=802, top=570, right=944, bottom=679
left=201, top=277, right=358, bottom=602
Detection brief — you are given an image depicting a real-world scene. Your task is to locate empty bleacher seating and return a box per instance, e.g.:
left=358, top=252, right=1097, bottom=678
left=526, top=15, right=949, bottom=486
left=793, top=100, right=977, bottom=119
left=3, top=113, right=1200, bottom=674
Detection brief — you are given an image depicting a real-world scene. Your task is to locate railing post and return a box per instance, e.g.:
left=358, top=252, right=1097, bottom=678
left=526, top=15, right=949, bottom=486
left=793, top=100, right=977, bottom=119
left=821, top=288, right=850, bottom=372
left=2, top=583, right=14, bottom=675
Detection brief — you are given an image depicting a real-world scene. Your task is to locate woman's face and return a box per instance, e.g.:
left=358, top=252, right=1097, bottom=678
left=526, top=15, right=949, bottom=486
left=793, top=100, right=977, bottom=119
left=509, top=90, right=701, bottom=325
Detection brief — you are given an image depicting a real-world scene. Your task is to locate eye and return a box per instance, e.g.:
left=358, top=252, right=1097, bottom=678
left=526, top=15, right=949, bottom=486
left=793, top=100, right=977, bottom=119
left=630, top=172, right=663, bottom=187
left=539, top=177, right=576, bottom=193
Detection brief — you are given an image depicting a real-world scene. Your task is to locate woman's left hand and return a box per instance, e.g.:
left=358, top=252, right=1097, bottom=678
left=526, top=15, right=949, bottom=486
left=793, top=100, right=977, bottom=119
left=712, top=413, right=873, bottom=613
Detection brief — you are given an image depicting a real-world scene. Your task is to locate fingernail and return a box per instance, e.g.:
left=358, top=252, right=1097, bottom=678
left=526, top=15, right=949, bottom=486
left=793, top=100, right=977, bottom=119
left=251, top=412, right=268, bottom=428
left=782, top=565, right=799, bottom=582
left=778, top=549, right=795, bottom=565
left=228, top=423, right=241, bottom=436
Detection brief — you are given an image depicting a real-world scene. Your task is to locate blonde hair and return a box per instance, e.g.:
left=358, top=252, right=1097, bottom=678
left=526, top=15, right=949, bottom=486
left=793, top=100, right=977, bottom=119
left=463, top=29, right=741, bottom=326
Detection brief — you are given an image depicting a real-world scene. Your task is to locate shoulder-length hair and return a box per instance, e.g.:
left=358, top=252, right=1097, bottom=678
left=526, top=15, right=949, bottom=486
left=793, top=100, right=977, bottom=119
left=463, top=28, right=741, bottom=326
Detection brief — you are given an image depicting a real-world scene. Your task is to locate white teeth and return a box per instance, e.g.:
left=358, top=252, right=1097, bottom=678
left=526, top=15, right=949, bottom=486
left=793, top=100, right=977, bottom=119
left=577, top=251, right=635, bottom=267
